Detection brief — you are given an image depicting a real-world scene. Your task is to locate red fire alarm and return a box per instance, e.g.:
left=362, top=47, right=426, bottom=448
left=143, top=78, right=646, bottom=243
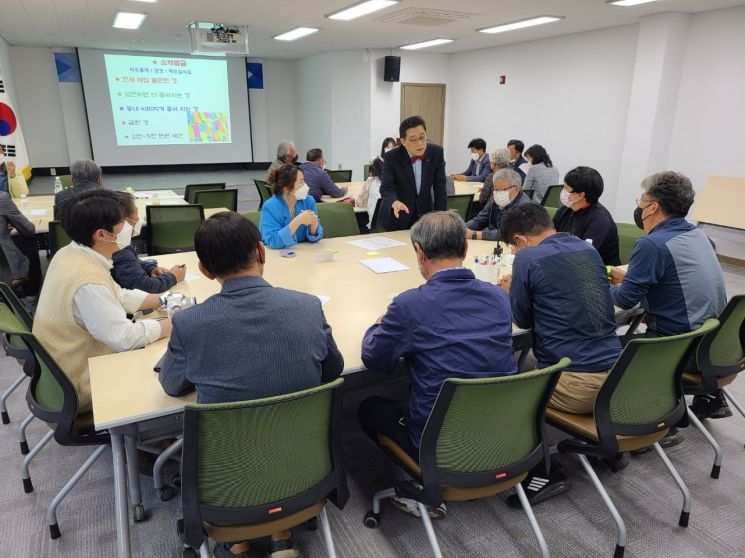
left=499, top=75, right=506, bottom=85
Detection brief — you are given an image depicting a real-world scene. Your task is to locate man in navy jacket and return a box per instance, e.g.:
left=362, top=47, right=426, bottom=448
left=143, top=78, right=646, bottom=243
left=379, top=116, right=447, bottom=231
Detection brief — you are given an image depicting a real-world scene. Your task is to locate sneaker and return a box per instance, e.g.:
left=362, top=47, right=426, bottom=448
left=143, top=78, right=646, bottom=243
left=389, top=496, right=447, bottom=519
left=690, top=392, right=733, bottom=420
left=506, top=468, right=570, bottom=509
left=268, top=536, right=298, bottom=558
left=659, top=427, right=684, bottom=449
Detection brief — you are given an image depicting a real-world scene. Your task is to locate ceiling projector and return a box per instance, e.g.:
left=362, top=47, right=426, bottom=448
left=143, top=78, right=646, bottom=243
left=189, top=22, right=250, bottom=56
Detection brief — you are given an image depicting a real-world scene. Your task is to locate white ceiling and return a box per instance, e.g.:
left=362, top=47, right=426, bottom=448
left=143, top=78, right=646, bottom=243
left=2, top=0, right=744, bottom=59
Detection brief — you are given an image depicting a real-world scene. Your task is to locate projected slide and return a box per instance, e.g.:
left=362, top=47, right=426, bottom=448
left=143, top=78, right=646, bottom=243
left=104, top=54, right=231, bottom=146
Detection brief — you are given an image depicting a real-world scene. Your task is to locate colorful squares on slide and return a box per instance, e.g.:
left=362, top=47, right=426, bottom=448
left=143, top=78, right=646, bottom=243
left=187, top=112, right=229, bottom=143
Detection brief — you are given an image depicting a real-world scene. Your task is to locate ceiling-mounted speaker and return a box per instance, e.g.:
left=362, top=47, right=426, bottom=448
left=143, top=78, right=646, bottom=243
left=384, top=56, right=401, bottom=82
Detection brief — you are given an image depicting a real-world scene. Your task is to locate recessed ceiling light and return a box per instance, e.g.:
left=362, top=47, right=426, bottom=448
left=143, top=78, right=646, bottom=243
left=607, top=0, right=659, bottom=5
left=113, top=12, right=147, bottom=30
left=327, top=0, right=398, bottom=21
left=400, top=38, right=453, bottom=50
left=127, top=0, right=158, bottom=3
left=478, top=16, right=563, bottom=34
left=273, top=27, right=320, bottom=41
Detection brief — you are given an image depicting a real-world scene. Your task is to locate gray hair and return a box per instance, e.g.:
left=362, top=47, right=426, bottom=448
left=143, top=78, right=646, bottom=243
left=70, top=159, right=102, bottom=184
left=411, top=211, right=467, bottom=260
left=492, top=168, right=522, bottom=189
left=489, top=147, right=511, bottom=169
left=276, top=140, right=296, bottom=160
left=641, top=171, right=695, bottom=218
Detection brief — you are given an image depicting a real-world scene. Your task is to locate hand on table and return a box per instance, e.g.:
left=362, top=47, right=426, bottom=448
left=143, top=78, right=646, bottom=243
left=297, top=210, right=318, bottom=227
left=452, top=174, right=467, bottom=182
left=170, top=265, right=187, bottom=283
left=498, top=274, right=512, bottom=293
left=391, top=201, right=410, bottom=219
left=610, top=267, right=626, bottom=285
left=150, top=266, right=169, bottom=277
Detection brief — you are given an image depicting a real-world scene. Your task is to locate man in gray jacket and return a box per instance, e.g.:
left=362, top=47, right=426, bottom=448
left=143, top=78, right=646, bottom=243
left=465, top=169, right=531, bottom=241
left=0, top=191, right=38, bottom=295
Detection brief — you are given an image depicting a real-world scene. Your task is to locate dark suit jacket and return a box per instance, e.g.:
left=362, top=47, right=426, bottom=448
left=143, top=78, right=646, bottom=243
left=0, top=192, right=35, bottom=280
left=54, top=181, right=101, bottom=219
left=379, top=144, right=447, bottom=231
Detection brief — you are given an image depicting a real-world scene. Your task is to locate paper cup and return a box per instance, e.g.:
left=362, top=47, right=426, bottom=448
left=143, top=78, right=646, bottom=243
left=473, top=265, right=500, bottom=283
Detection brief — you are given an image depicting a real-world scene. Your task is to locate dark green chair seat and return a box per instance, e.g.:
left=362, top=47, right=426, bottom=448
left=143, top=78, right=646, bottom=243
left=58, top=175, right=73, bottom=189
left=616, top=222, right=644, bottom=265
left=180, top=379, right=347, bottom=556
left=184, top=183, right=226, bottom=204
left=364, top=359, right=568, bottom=558
left=242, top=211, right=261, bottom=227
left=316, top=202, right=359, bottom=239
left=548, top=319, right=719, bottom=557
left=540, top=184, right=563, bottom=207
left=147, top=205, right=205, bottom=255
left=446, top=194, right=473, bottom=221
left=194, top=189, right=237, bottom=212
left=326, top=170, right=352, bottom=183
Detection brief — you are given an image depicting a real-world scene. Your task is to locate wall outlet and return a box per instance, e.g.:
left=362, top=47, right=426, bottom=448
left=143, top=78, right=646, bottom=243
left=50, top=168, right=56, bottom=176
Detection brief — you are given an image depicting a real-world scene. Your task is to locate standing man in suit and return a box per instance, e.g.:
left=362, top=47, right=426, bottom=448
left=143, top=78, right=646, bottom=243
left=0, top=190, right=38, bottom=296
left=380, top=116, right=447, bottom=231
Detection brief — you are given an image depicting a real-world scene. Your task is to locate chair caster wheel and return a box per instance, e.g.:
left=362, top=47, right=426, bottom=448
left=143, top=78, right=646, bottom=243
left=711, top=464, right=720, bottom=479
left=133, top=504, right=147, bottom=522
left=49, top=522, right=61, bottom=540
left=160, top=486, right=177, bottom=501
left=679, top=511, right=689, bottom=527
left=20, top=440, right=29, bottom=455
left=170, top=472, right=181, bottom=489
left=1, top=411, right=9, bottom=424
left=364, top=510, right=380, bottom=529
left=305, top=516, right=318, bottom=531
left=183, top=549, right=198, bottom=558
left=23, top=477, right=33, bottom=494
left=614, top=544, right=625, bottom=558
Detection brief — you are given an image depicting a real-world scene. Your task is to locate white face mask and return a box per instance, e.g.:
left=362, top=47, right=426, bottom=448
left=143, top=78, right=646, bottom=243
left=470, top=151, right=480, bottom=162
left=294, top=183, right=310, bottom=201
left=131, top=220, right=143, bottom=237
left=103, top=221, right=133, bottom=251
left=384, top=146, right=395, bottom=153
left=493, top=190, right=512, bottom=208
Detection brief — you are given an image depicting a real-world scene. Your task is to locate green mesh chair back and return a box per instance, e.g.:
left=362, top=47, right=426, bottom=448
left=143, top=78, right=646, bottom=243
left=0, top=282, right=36, bottom=374
left=194, top=189, right=238, bottom=211
left=242, top=211, right=261, bottom=227
left=254, top=179, right=272, bottom=210
left=617, top=223, right=644, bottom=265
left=146, top=204, right=205, bottom=255
left=416, top=359, right=568, bottom=508
left=184, top=183, right=226, bottom=204
left=446, top=194, right=473, bottom=220
left=20, top=333, right=108, bottom=446
left=48, top=221, right=72, bottom=258
left=544, top=206, right=558, bottom=219
left=316, top=202, right=359, bottom=239
left=369, top=198, right=384, bottom=233
left=181, top=379, right=348, bottom=550
left=696, top=295, right=745, bottom=380
left=590, top=320, right=719, bottom=448
left=363, top=164, right=370, bottom=180
left=540, top=184, right=564, bottom=207
left=326, top=170, right=352, bottom=183
left=58, top=175, right=73, bottom=189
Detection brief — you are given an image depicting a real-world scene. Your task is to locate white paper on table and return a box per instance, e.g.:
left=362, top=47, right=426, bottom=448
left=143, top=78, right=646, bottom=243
left=346, top=237, right=406, bottom=251
left=133, top=191, right=154, bottom=199
left=359, top=258, right=410, bottom=274
left=315, top=295, right=331, bottom=306
left=184, top=273, right=201, bottom=282
left=23, top=209, right=47, bottom=216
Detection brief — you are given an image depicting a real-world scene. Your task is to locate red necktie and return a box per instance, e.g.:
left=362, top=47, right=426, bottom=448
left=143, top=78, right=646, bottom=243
left=410, top=155, right=425, bottom=163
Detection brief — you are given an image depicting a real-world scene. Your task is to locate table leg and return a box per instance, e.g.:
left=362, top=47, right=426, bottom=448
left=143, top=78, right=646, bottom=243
left=111, top=433, right=132, bottom=558
left=124, top=435, right=144, bottom=516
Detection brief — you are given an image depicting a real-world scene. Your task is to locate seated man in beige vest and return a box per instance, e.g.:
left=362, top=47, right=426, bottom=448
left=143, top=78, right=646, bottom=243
left=33, top=190, right=172, bottom=414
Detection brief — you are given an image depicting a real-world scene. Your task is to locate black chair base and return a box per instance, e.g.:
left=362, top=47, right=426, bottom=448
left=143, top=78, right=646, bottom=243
left=49, top=522, right=61, bottom=540
left=679, top=511, right=689, bottom=527
left=20, top=440, right=29, bottom=454
left=23, top=477, right=33, bottom=493
left=615, top=544, right=625, bottom=558
left=711, top=464, right=721, bottom=479
left=1, top=411, right=9, bottom=424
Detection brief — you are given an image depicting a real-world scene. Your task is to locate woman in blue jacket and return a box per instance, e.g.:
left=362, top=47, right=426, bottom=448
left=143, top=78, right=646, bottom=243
left=260, top=164, right=324, bottom=249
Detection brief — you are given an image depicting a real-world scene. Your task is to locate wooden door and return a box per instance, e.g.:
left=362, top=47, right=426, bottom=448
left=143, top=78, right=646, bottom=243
left=400, top=83, right=446, bottom=145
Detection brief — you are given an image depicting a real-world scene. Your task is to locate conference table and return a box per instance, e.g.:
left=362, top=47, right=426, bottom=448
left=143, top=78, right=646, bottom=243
left=88, top=229, right=638, bottom=557
left=325, top=181, right=483, bottom=212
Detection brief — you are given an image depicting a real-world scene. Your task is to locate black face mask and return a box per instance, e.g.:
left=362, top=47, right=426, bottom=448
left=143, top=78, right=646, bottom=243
left=291, top=155, right=299, bottom=164
left=634, top=203, right=654, bottom=230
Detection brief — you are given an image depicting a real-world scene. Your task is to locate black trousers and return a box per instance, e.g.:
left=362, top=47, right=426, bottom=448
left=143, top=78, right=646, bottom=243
left=358, top=396, right=419, bottom=464
left=12, top=235, right=42, bottom=296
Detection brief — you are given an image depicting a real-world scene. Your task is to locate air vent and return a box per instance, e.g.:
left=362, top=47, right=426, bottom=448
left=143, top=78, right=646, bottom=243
left=377, top=8, right=479, bottom=26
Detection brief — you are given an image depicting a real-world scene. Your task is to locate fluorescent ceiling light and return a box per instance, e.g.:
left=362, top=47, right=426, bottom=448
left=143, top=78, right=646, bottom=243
left=400, top=38, right=453, bottom=50
left=608, top=0, right=659, bottom=5
left=113, top=12, right=147, bottom=30
left=327, top=0, right=398, bottom=21
left=274, top=27, right=320, bottom=41
left=478, top=16, right=562, bottom=34
left=127, top=0, right=158, bottom=3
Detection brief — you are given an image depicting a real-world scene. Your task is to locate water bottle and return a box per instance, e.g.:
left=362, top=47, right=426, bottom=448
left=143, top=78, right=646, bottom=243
left=54, top=176, right=62, bottom=194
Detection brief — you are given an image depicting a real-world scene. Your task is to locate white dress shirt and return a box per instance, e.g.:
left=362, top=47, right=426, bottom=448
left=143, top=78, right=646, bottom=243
left=69, top=242, right=161, bottom=352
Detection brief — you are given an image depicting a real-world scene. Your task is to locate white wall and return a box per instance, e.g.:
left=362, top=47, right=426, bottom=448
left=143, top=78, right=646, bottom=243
left=293, top=53, right=333, bottom=168
left=448, top=26, right=638, bottom=209
left=249, top=58, right=295, bottom=162
left=55, top=48, right=93, bottom=163
left=8, top=46, right=69, bottom=168
left=668, top=5, right=745, bottom=192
